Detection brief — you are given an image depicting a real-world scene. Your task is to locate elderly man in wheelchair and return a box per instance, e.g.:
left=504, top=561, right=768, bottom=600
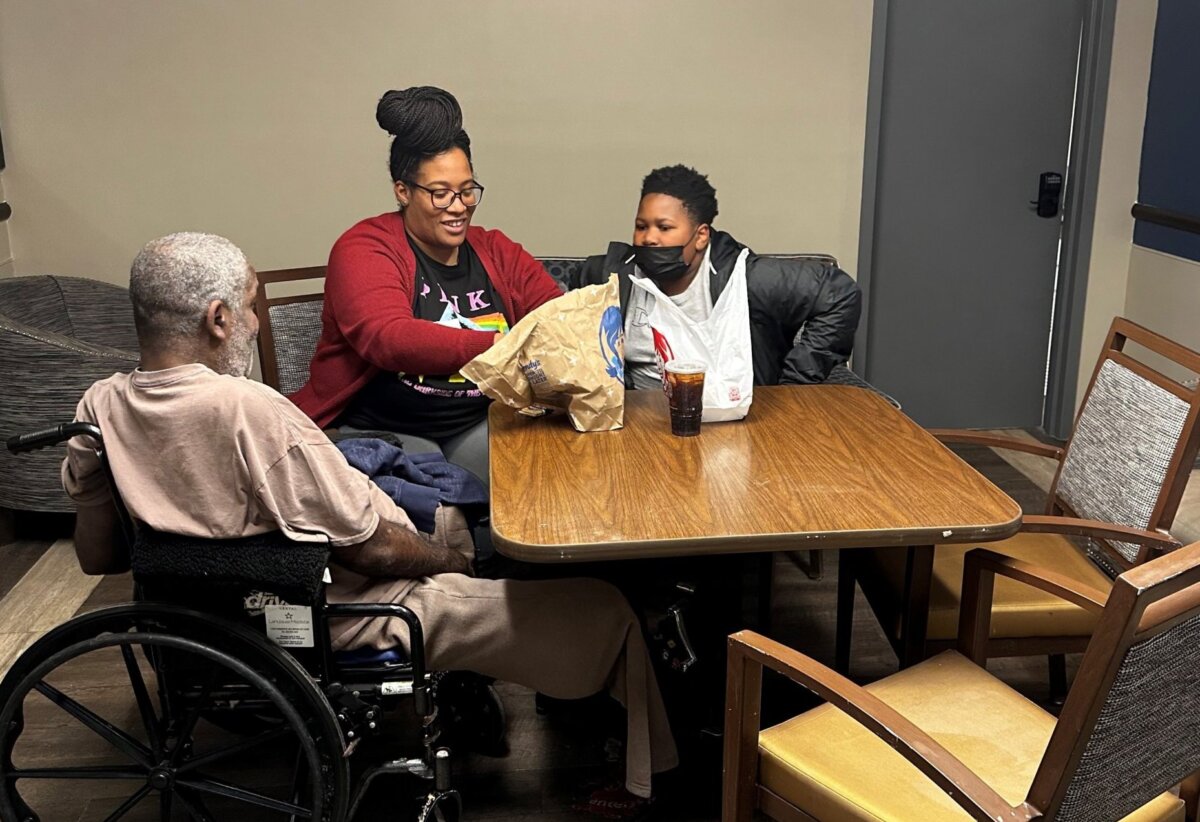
left=0, top=233, right=677, bottom=821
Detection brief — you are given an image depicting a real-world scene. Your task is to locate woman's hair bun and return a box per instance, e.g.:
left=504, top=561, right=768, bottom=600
left=376, top=86, right=464, bottom=153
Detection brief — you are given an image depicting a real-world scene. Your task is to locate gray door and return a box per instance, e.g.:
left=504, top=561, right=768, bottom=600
left=862, top=0, right=1086, bottom=428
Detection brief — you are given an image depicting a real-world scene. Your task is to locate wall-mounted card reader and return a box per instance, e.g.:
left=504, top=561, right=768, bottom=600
left=1030, top=171, right=1063, bottom=218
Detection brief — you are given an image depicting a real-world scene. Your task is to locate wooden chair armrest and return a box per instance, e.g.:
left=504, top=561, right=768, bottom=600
left=928, top=429, right=1064, bottom=461
left=958, top=548, right=1109, bottom=663
left=1021, top=515, right=1182, bottom=552
left=725, top=630, right=1037, bottom=822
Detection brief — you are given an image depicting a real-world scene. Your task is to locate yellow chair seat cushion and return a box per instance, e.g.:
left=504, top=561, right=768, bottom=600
left=876, top=531, right=1112, bottom=641
left=757, top=651, right=1182, bottom=822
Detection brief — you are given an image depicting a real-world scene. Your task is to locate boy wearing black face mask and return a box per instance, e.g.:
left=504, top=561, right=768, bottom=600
left=576, top=164, right=862, bottom=389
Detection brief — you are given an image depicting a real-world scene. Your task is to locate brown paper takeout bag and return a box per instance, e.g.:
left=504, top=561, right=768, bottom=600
left=461, top=275, right=625, bottom=432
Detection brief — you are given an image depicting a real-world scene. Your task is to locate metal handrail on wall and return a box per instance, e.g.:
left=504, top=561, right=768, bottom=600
left=1132, top=202, right=1200, bottom=236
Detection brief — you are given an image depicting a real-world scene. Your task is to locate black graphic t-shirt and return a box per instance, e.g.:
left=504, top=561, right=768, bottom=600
left=339, top=239, right=511, bottom=440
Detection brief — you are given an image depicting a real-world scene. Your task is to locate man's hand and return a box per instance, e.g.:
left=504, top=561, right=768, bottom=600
left=331, top=517, right=472, bottom=579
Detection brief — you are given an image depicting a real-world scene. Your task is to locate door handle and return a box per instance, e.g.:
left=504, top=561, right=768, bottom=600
left=1029, top=171, right=1063, bottom=218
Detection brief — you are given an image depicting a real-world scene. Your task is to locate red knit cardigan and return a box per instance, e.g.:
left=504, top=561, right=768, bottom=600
left=291, top=211, right=562, bottom=429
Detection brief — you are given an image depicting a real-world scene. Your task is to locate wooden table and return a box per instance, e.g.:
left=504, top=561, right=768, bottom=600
left=489, top=385, right=1022, bottom=666
left=489, top=385, right=1020, bottom=560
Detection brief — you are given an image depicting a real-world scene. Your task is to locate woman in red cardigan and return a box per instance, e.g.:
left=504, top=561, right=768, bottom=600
left=292, top=87, right=562, bottom=488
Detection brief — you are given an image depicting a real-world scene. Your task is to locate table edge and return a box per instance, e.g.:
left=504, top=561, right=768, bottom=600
left=491, top=512, right=1024, bottom=563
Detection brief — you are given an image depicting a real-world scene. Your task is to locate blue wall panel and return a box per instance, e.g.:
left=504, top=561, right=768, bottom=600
left=1133, top=0, right=1200, bottom=262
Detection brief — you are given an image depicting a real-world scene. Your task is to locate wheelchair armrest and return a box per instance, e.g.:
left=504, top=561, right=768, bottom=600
left=326, top=601, right=431, bottom=714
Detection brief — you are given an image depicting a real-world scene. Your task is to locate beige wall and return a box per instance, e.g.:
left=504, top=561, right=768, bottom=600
left=1115, top=3, right=1200, bottom=382
left=0, top=1, right=1167, bottom=410
left=1075, top=0, right=1158, bottom=403
left=0, top=1, right=873, bottom=284
left=1124, top=246, right=1200, bottom=380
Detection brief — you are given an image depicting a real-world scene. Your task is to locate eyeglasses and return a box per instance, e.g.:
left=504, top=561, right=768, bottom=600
left=405, top=181, right=485, bottom=209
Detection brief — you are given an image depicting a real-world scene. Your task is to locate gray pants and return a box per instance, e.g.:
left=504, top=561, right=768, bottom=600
left=439, top=418, right=489, bottom=493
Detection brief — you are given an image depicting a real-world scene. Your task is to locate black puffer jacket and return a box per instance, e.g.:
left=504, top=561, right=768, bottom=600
left=575, top=230, right=862, bottom=386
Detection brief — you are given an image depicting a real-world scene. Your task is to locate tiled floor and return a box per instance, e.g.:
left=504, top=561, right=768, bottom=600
left=0, top=438, right=1188, bottom=821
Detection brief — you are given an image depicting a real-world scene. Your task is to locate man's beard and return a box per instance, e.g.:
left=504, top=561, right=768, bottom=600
left=216, top=319, right=256, bottom=378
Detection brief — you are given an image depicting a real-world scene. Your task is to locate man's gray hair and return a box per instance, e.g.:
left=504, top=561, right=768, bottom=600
left=129, top=232, right=250, bottom=340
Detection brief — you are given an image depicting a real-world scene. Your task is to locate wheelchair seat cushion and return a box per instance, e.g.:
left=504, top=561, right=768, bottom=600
left=132, top=526, right=331, bottom=604
left=333, top=645, right=409, bottom=666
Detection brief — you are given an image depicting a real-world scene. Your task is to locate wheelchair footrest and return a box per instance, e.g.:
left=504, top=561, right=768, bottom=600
left=347, top=756, right=442, bottom=820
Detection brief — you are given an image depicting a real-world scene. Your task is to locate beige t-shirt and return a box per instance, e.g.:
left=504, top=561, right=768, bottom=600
left=63, top=363, right=413, bottom=551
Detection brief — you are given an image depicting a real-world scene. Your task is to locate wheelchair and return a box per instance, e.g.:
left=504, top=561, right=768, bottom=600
left=1, top=421, right=492, bottom=821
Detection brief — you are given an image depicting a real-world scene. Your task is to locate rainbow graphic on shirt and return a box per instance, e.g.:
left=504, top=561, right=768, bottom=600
left=434, top=304, right=509, bottom=334
left=460, top=311, right=509, bottom=335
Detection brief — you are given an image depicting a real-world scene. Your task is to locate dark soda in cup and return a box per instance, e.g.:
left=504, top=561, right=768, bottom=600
left=664, top=360, right=706, bottom=437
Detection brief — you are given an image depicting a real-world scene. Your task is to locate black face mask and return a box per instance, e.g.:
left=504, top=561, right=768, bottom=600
left=631, top=226, right=703, bottom=282
left=631, top=245, right=690, bottom=281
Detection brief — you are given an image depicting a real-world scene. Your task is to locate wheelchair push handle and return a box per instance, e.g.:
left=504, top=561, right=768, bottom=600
left=6, top=422, right=103, bottom=454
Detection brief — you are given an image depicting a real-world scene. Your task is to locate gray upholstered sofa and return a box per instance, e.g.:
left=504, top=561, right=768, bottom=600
left=0, top=276, right=139, bottom=512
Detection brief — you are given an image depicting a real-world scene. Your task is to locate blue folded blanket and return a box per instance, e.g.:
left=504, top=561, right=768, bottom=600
left=336, top=438, right=488, bottom=533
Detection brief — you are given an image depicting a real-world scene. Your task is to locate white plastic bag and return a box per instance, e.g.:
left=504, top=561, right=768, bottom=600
left=629, top=248, right=753, bottom=422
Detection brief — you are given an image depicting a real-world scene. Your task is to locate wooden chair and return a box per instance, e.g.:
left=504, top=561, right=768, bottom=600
left=836, top=317, right=1200, bottom=684
left=254, top=266, right=327, bottom=393
left=724, top=542, right=1200, bottom=821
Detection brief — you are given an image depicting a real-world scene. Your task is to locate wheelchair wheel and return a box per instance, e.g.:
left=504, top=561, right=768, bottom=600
left=0, top=604, right=349, bottom=821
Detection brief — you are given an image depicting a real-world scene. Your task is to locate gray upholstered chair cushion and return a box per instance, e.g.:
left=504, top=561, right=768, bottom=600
left=537, top=258, right=583, bottom=293
left=0, top=276, right=77, bottom=336
left=0, top=275, right=138, bottom=350
left=268, top=300, right=324, bottom=397
left=52, top=276, right=140, bottom=352
left=1057, top=610, right=1200, bottom=821
left=0, top=276, right=139, bottom=511
left=1057, top=359, right=1191, bottom=563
